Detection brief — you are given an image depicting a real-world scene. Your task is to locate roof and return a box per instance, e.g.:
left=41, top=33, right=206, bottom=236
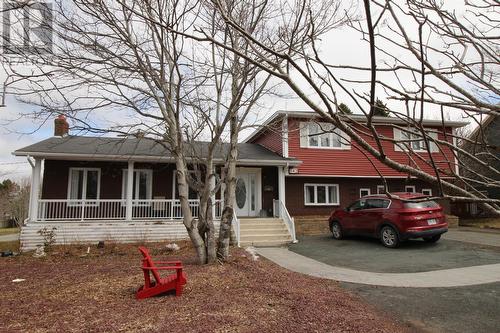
left=244, top=110, right=469, bottom=142
left=13, top=136, right=301, bottom=166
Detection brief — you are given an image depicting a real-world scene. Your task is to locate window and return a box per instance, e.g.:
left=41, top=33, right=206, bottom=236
left=360, top=188, right=371, bottom=198
left=68, top=168, right=100, bottom=204
left=304, top=184, right=339, bottom=205
left=405, top=185, right=416, bottom=193
left=422, top=189, right=432, bottom=196
left=122, top=169, right=153, bottom=202
left=366, top=199, right=391, bottom=209
left=404, top=200, right=439, bottom=209
left=348, top=199, right=366, bottom=211
left=394, top=128, right=438, bottom=152
left=376, top=185, right=385, bottom=194
left=307, top=123, right=343, bottom=149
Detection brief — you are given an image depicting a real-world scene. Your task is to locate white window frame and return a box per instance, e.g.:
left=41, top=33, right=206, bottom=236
left=376, top=185, right=385, bottom=194
left=307, top=122, right=348, bottom=150
left=394, top=128, right=438, bottom=153
left=405, top=185, right=416, bottom=193
left=359, top=188, right=371, bottom=198
left=121, top=169, right=153, bottom=205
left=304, top=183, right=340, bottom=206
left=67, top=167, right=101, bottom=206
left=422, top=188, right=432, bottom=196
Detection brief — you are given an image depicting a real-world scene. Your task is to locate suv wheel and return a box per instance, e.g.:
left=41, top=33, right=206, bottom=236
left=423, top=234, right=441, bottom=243
left=331, top=221, right=343, bottom=240
left=380, top=225, right=400, bottom=248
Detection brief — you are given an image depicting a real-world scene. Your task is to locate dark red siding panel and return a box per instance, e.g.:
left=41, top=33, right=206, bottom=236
left=285, top=176, right=446, bottom=216
left=42, top=160, right=174, bottom=199
left=250, top=120, right=283, bottom=156
left=287, top=118, right=456, bottom=177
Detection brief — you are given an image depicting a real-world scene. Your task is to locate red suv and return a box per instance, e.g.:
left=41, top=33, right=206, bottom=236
left=328, top=193, right=448, bottom=248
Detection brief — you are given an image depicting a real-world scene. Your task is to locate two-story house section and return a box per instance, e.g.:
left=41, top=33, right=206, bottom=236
left=246, top=110, right=467, bottom=217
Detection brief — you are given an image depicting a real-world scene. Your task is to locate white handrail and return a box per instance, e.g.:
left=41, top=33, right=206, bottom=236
left=232, top=208, right=240, bottom=247
left=274, top=199, right=297, bottom=243
left=36, top=199, right=222, bottom=221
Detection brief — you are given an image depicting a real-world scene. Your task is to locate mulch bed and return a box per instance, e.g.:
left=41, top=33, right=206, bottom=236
left=0, top=242, right=404, bottom=333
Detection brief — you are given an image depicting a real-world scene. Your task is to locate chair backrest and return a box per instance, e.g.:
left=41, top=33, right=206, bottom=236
left=138, top=246, right=161, bottom=283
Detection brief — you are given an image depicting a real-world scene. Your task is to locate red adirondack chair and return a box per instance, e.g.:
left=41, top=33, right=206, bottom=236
left=136, top=246, right=187, bottom=299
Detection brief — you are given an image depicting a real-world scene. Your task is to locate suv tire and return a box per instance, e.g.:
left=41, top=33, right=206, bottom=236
left=380, top=225, right=400, bottom=248
left=331, top=221, right=343, bottom=240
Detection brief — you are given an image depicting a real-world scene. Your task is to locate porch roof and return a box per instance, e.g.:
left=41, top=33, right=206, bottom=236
left=13, top=135, right=301, bottom=166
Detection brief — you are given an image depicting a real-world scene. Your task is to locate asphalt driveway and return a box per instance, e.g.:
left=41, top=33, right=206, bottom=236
left=289, top=235, right=500, bottom=273
left=289, top=232, right=500, bottom=333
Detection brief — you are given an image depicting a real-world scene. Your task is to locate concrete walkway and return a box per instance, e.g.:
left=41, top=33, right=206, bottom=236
left=257, top=247, right=500, bottom=288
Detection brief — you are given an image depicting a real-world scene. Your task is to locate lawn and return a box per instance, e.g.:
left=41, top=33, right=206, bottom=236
left=0, top=242, right=404, bottom=333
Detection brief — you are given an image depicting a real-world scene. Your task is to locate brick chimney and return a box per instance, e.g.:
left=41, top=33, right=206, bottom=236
left=54, top=115, right=69, bottom=137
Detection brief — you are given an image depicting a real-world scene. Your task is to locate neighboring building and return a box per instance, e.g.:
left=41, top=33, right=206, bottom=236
left=14, top=112, right=467, bottom=250
left=453, top=114, right=500, bottom=217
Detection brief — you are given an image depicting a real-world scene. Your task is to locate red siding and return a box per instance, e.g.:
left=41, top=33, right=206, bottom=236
left=287, top=118, right=456, bottom=177
left=285, top=177, right=449, bottom=216
left=251, top=120, right=283, bottom=155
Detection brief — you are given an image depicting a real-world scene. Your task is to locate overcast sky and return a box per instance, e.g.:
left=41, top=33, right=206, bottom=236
left=0, top=1, right=479, bottom=181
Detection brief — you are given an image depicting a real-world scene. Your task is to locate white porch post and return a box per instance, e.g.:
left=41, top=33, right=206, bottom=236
left=278, top=166, right=286, bottom=207
left=210, top=174, right=216, bottom=220
left=126, top=160, right=134, bottom=221
left=29, top=158, right=42, bottom=222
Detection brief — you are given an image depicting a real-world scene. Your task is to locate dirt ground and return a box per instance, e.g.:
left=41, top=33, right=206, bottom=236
left=0, top=242, right=405, bottom=333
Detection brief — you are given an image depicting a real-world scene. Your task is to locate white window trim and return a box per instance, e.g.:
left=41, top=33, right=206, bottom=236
left=306, top=122, right=350, bottom=150
left=405, top=185, right=416, bottom=193
left=67, top=167, right=101, bottom=206
left=360, top=188, right=371, bottom=198
left=394, top=128, right=438, bottom=153
left=422, top=188, right=432, bottom=196
left=376, top=185, right=385, bottom=194
left=304, top=183, right=340, bottom=206
left=121, top=169, right=153, bottom=205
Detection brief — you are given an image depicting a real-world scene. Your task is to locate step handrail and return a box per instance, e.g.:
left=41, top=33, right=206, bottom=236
left=232, top=208, right=240, bottom=247
left=273, top=199, right=297, bottom=243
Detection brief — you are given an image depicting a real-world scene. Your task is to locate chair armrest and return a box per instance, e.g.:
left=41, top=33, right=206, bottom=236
left=153, top=261, right=182, bottom=265
left=141, top=266, right=183, bottom=271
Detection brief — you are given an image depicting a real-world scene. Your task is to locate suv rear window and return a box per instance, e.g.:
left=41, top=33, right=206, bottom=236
left=403, top=200, right=439, bottom=209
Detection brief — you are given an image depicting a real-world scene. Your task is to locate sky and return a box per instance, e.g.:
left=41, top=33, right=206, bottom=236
left=0, top=0, right=485, bottom=181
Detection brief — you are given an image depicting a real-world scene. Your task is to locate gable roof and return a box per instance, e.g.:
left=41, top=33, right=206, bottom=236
left=244, top=110, right=469, bottom=143
left=13, top=136, right=301, bottom=166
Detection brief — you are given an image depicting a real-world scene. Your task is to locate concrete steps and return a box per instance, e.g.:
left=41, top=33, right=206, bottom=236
left=238, top=218, right=292, bottom=247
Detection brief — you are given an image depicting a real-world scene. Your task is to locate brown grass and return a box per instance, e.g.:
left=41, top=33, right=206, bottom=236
left=0, top=242, right=405, bottom=333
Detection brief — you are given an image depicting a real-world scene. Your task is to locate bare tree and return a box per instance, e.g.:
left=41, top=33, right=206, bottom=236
left=0, top=0, right=283, bottom=263
left=195, top=0, right=499, bottom=215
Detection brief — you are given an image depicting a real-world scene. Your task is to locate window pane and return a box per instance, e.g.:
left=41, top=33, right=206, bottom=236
left=320, top=133, right=330, bottom=147
left=317, top=186, right=326, bottom=203
left=305, top=186, right=315, bottom=204
left=331, top=132, right=341, bottom=147
left=308, top=123, right=319, bottom=147
left=85, top=170, right=99, bottom=199
left=70, top=170, right=83, bottom=200
left=138, top=171, right=148, bottom=199
left=328, top=186, right=337, bottom=203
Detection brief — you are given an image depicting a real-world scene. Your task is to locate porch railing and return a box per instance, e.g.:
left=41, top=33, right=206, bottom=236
left=273, top=199, right=297, bottom=243
left=37, top=199, right=222, bottom=221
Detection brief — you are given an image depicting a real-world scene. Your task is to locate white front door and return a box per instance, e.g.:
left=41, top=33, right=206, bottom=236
left=235, top=168, right=261, bottom=217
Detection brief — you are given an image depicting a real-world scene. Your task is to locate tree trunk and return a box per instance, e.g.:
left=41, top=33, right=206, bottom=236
left=217, top=116, right=238, bottom=260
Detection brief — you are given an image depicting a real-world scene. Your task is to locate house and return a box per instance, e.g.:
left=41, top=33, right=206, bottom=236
left=453, top=114, right=500, bottom=217
left=14, top=112, right=467, bottom=250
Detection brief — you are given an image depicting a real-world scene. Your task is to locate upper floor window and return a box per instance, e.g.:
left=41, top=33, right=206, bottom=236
left=300, top=122, right=350, bottom=149
left=394, top=128, right=438, bottom=152
left=68, top=168, right=100, bottom=202
left=122, top=169, right=153, bottom=201
left=360, top=188, right=371, bottom=197
left=405, top=185, right=416, bottom=193
left=304, top=183, right=339, bottom=205
left=422, top=188, right=432, bottom=196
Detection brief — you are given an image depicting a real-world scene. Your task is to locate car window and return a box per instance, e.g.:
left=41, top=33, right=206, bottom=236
left=404, top=200, right=439, bottom=209
left=366, top=199, right=390, bottom=209
left=348, top=199, right=367, bottom=211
